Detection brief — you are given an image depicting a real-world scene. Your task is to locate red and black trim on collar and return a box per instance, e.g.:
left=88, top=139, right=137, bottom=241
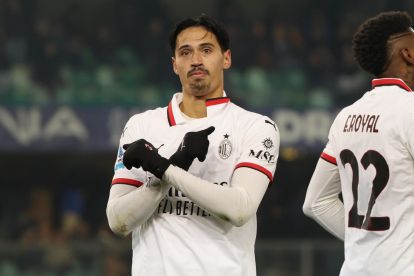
left=205, top=97, right=230, bottom=106
left=167, top=101, right=176, bottom=126
left=167, top=96, right=230, bottom=126
left=372, top=78, right=412, bottom=92
left=235, top=162, right=273, bottom=183
left=320, top=152, right=337, bottom=165
left=112, top=178, right=144, bottom=187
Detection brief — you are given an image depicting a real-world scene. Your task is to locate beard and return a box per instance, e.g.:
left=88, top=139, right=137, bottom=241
left=189, top=79, right=210, bottom=96
left=186, top=66, right=211, bottom=96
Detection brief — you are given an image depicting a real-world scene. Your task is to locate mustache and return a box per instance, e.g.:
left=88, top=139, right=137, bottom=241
left=187, top=66, right=209, bottom=77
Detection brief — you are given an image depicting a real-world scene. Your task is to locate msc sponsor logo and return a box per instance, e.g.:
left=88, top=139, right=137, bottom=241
left=262, top=138, right=274, bottom=150
left=249, top=149, right=276, bottom=164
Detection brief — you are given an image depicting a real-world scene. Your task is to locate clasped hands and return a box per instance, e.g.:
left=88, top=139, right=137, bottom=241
left=122, top=126, right=215, bottom=179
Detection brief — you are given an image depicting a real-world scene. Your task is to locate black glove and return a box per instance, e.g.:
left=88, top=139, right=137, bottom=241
left=122, top=139, right=170, bottom=179
left=169, top=126, right=215, bottom=170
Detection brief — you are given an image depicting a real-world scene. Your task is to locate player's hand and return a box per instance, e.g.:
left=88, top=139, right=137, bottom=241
left=122, top=139, right=170, bottom=179
left=169, top=126, right=215, bottom=170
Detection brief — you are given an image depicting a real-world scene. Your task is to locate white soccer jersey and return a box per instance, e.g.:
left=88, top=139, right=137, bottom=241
left=112, top=92, right=279, bottom=276
left=322, top=78, right=414, bottom=276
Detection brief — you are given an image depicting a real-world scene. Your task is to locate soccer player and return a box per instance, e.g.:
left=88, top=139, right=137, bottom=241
left=303, top=11, right=414, bottom=275
left=106, top=15, right=279, bottom=276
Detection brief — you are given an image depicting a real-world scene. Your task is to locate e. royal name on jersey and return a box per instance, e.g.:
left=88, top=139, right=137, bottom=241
left=343, top=114, right=380, bottom=133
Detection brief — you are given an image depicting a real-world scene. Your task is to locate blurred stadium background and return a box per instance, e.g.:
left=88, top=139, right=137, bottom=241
left=0, top=0, right=412, bottom=275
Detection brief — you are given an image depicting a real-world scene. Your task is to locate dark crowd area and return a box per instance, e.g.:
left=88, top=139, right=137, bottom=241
left=0, top=0, right=411, bottom=109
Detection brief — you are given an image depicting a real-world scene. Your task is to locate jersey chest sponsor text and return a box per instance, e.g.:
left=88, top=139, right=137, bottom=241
left=157, top=182, right=228, bottom=217
left=249, top=149, right=276, bottom=163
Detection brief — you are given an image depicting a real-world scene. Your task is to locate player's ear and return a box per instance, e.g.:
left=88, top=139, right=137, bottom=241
left=223, top=49, right=231, bottom=70
left=172, top=56, right=178, bottom=75
left=401, top=47, right=414, bottom=66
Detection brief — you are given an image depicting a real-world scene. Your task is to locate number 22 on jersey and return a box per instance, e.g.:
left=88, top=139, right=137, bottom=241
left=340, top=149, right=390, bottom=231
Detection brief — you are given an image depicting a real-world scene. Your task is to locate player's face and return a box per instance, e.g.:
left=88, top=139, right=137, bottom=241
left=172, top=26, right=231, bottom=98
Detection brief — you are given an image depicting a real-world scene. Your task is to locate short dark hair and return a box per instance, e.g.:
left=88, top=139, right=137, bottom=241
left=169, top=14, right=230, bottom=56
left=352, top=11, right=413, bottom=76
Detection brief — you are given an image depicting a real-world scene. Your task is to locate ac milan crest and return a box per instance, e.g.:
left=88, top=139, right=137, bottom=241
left=219, top=134, right=232, bottom=159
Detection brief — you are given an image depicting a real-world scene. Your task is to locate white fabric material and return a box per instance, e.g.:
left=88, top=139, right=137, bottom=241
left=316, top=79, right=414, bottom=276
left=107, top=167, right=267, bottom=235
left=107, top=92, right=279, bottom=276
left=163, top=166, right=269, bottom=226
left=106, top=179, right=170, bottom=236
left=303, top=158, right=344, bottom=240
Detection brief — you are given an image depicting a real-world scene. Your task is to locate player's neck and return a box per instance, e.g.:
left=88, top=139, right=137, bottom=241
left=179, top=99, right=206, bottom=118
left=180, top=89, right=224, bottom=118
left=381, top=69, right=414, bottom=90
left=381, top=59, right=414, bottom=90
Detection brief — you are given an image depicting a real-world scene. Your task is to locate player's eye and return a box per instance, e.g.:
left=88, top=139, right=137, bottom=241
left=202, top=47, right=212, bottom=54
left=179, top=49, right=191, bottom=56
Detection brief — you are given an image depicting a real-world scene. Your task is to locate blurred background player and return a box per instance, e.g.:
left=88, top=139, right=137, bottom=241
left=106, top=15, right=279, bottom=276
left=303, top=11, right=414, bottom=275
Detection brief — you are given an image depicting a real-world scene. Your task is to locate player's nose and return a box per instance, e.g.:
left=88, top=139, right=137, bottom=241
left=191, top=51, right=203, bottom=64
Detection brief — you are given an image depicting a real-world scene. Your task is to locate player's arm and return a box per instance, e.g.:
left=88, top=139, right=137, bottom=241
left=106, top=116, right=170, bottom=237
left=106, top=179, right=169, bottom=237
left=121, top=119, right=278, bottom=227
left=162, top=165, right=268, bottom=226
left=303, top=155, right=345, bottom=241
left=108, top=126, right=217, bottom=235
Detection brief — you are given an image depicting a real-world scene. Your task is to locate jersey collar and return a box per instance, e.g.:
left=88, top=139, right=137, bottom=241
left=372, top=78, right=412, bottom=92
left=167, top=92, right=230, bottom=126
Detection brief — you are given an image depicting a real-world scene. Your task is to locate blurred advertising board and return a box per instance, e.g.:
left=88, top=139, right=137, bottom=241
left=0, top=105, right=336, bottom=153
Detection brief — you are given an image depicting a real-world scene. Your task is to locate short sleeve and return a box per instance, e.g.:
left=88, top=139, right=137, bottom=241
left=320, top=118, right=338, bottom=165
left=235, top=116, right=280, bottom=182
left=112, top=115, right=147, bottom=187
left=320, top=141, right=337, bottom=165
